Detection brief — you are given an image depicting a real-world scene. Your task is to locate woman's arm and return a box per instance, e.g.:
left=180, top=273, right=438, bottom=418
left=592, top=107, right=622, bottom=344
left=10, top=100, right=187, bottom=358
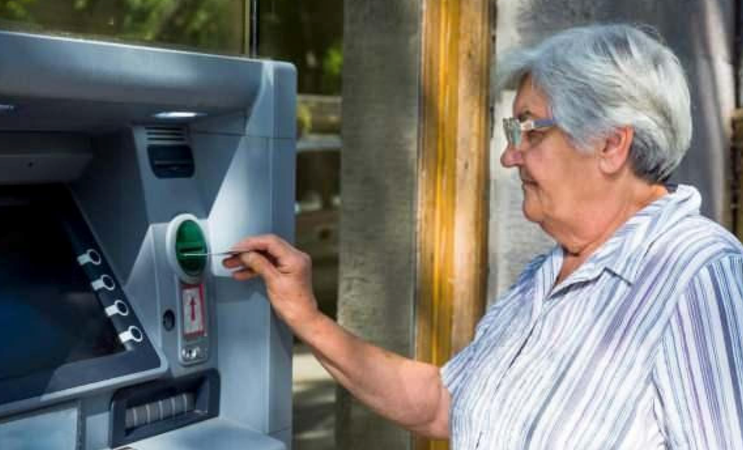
left=223, top=234, right=450, bottom=438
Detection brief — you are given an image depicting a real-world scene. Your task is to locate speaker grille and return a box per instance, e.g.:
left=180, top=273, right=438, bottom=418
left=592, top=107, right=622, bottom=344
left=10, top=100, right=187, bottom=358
left=145, top=126, right=187, bottom=145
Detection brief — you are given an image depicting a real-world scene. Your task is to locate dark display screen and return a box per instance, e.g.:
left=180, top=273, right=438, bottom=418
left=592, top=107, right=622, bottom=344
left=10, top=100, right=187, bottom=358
left=0, top=200, right=124, bottom=381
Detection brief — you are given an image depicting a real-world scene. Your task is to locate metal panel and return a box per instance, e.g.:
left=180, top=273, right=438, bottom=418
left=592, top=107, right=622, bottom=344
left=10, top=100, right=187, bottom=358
left=0, top=404, right=79, bottom=450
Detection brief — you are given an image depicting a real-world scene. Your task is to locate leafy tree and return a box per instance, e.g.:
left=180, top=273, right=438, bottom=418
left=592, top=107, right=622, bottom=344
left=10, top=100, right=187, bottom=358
left=258, top=0, right=343, bottom=94
left=0, top=0, right=345, bottom=94
left=0, top=0, right=245, bottom=53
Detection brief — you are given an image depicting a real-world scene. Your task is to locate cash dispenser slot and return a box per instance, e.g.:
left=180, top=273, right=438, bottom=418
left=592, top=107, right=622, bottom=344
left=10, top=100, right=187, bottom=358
left=110, top=370, right=220, bottom=447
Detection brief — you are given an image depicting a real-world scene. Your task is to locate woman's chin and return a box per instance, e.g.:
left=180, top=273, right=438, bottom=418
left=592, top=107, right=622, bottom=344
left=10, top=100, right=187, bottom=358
left=522, top=202, right=543, bottom=224
left=521, top=187, right=543, bottom=223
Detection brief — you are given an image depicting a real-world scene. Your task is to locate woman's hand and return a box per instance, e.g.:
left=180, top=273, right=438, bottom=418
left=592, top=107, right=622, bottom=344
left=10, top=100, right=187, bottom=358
left=223, top=235, right=450, bottom=438
left=222, top=234, right=318, bottom=327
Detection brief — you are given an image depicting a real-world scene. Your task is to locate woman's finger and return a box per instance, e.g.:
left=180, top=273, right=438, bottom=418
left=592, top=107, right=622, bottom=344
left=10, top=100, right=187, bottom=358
left=222, top=255, right=244, bottom=268
left=231, top=235, right=294, bottom=264
left=231, top=267, right=259, bottom=281
left=238, top=251, right=280, bottom=280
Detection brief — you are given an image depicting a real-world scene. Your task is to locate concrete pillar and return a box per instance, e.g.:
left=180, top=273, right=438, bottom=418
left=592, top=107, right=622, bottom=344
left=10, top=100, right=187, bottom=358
left=489, top=0, right=736, bottom=299
left=338, top=0, right=421, bottom=448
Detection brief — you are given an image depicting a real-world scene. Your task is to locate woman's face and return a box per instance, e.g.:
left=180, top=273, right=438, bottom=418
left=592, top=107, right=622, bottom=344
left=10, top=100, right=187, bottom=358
left=500, top=78, right=601, bottom=231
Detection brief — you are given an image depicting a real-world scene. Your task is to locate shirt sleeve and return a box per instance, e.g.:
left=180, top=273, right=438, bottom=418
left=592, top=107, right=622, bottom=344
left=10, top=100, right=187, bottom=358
left=652, top=255, right=743, bottom=449
left=440, top=298, right=501, bottom=398
left=440, top=313, right=488, bottom=398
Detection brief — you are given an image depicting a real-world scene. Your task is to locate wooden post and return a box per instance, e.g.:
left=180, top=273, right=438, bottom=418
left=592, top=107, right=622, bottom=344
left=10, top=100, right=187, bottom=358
left=415, top=0, right=492, bottom=448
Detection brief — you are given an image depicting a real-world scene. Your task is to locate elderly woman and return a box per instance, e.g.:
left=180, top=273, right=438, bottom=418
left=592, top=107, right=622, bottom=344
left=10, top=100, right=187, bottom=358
left=224, top=24, right=743, bottom=449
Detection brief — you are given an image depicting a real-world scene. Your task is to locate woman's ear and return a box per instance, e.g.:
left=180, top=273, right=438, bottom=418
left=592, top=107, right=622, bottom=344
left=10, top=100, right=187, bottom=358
left=598, top=126, right=634, bottom=175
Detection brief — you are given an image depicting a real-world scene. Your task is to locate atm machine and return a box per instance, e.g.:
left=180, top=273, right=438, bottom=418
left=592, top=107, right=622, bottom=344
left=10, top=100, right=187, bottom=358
left=0, top=29, right=295, bottom=449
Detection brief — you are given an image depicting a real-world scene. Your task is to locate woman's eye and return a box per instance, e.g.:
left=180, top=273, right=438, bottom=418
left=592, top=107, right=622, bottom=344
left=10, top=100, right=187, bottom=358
left=527, top=127, right=552, bottom=145
left=525, top=130, right=543, bottom=142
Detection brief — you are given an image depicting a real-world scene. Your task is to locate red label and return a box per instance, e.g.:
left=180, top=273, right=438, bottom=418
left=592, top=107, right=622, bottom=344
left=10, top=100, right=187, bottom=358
left=181, top=284, right=206, bottom=338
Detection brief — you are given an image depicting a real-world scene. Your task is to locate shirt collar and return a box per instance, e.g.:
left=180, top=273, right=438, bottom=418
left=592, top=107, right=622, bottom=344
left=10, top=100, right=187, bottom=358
left=548, top=184, right=702, bottom=294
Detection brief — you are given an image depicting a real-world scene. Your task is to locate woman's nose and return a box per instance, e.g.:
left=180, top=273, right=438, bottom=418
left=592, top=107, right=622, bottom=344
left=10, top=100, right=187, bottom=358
left=500, top=144, right=524, bottom=168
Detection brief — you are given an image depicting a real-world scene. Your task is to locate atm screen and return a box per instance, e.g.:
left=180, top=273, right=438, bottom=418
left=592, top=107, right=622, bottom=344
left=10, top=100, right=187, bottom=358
left=0, top=200, right=124, bottom=382
left=0, top=187, right=161, bottom=408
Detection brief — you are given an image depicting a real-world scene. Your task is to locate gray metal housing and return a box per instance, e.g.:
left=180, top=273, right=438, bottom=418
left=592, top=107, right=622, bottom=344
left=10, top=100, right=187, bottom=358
left=0, top=30, right=295, bottom=449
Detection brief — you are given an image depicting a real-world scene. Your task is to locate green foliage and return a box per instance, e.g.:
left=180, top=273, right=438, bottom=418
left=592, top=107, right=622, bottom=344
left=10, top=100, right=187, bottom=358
left=258, top=0, right=343, bottom=95
left=297, top=101, right=313, bottom=136
left=322, top=41, right=343, bottom=81
left=0, top=0, right=35, bottom=20
left=0, top=0, right=346, bottom=93
left=0, top=0, right=245, bottom=53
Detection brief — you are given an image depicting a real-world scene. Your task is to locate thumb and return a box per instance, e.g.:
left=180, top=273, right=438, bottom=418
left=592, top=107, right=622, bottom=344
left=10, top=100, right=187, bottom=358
left=239, top=251, right=280, bottom=281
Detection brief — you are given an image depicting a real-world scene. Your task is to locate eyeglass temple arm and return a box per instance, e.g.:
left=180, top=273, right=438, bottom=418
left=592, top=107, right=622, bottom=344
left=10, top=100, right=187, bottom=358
left=526, top=118, right=555, bottom=130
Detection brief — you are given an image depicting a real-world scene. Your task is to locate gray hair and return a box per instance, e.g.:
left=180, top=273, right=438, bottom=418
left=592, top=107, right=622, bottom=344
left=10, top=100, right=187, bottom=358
left=497, top=24, right=692, bottom=182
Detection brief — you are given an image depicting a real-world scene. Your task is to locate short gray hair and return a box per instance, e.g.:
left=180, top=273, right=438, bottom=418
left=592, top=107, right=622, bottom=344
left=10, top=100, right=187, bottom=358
left=497, top=24, right=692, bottom=182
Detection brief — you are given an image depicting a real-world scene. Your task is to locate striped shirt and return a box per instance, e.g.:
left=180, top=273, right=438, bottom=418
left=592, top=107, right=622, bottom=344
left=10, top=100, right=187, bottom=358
left=442, top=185, right=743, bottom=449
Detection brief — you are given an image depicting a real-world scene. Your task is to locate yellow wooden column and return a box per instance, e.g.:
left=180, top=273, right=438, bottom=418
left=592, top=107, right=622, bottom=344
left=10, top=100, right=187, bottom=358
left=415, top=0, right=493, bottom=448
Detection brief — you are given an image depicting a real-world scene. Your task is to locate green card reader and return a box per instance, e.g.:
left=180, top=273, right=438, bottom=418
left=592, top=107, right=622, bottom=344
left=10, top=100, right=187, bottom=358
left=166, top=214, right=210, bottom=366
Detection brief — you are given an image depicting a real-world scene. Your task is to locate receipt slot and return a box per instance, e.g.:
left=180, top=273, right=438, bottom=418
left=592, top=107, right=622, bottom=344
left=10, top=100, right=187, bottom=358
left=0, top=30, right=295, bottom=449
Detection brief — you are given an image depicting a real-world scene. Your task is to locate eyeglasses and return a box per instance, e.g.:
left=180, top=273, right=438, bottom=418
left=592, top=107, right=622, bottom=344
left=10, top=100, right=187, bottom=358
left=502, top=117, right=556, bottom=147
